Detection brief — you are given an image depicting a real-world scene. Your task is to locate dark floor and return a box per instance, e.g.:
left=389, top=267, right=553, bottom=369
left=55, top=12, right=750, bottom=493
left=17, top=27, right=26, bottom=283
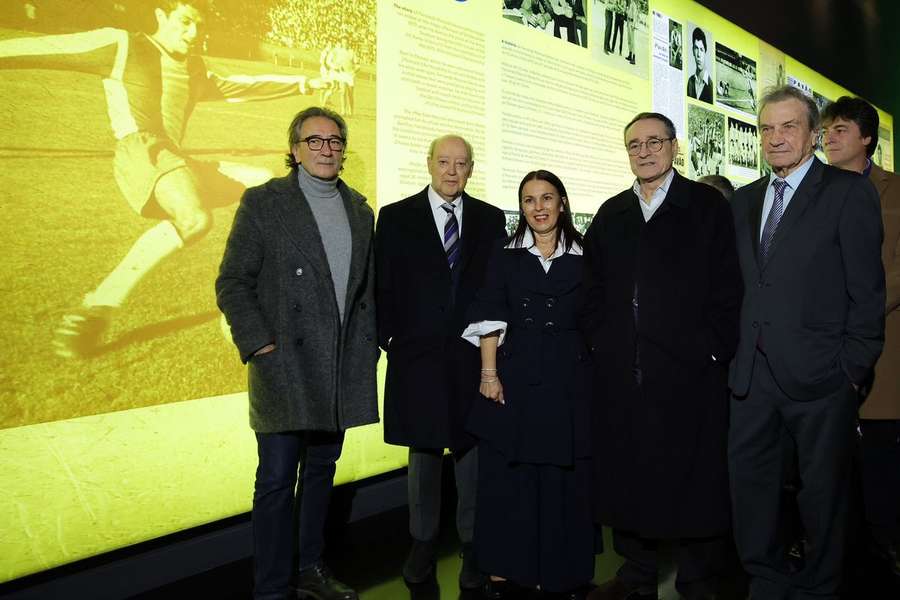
left=129, top=499, right=900, bottom=600
left=127, top=501, right=736, bottom=600
left=122, top=454, right=900, bottom=600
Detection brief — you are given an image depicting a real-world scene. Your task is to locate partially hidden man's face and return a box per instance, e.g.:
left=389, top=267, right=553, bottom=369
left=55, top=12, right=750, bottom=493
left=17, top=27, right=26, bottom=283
left=693, top=37, right=706, bottom=74
left=154, top=4, right=204, bottom=58
left=822, top=117, right=871, bottom=170
left=427, top=137, right=473, bottom=202
left=291, top=116, right=345, bottom=180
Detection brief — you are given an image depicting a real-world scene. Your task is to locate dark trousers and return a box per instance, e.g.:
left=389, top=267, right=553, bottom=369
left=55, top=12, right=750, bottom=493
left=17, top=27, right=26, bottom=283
left=729, top=350, right=857, bottom=600
left=407, top=446, right=477, bottom=543
left=859, top=418, right=900, bottom=548
left=603, top=9, right=613, bottom=51
left=614, top=529, right=727, bottom=599
left=553, top=15, right=577, bottom=43
left=253, top=430, right=344, bottom=600
left=611, top=13, right=626, bottom=54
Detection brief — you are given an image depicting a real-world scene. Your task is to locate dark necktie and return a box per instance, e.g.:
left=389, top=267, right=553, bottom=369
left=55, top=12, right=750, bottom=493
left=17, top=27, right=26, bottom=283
left=441, top=203, right=460, bottom=269
left=760, top=178, right=788, bottom=264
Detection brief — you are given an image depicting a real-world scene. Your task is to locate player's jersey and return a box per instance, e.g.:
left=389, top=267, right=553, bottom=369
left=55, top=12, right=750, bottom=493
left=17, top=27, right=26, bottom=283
left=0, top=28, right=307, bottom=143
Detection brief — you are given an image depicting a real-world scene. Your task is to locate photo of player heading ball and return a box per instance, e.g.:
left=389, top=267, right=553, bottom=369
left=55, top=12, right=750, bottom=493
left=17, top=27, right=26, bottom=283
left=0, top=0, right=376, bottom=429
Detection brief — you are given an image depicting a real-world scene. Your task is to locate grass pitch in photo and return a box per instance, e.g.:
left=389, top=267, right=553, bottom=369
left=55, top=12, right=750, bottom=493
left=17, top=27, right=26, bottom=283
left=0, top=0, right=376, bottom=429
left=715, top=42, right=757, bottom=118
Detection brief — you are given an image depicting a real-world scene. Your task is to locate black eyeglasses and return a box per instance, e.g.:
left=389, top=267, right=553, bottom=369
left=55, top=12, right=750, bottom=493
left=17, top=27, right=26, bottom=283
left=626, top=137, right=673, bottom=156
left=300, top=136, right=345, bottom=152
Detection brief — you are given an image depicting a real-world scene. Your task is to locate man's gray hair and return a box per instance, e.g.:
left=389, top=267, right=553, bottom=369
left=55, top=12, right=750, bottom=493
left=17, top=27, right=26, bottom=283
left=427, top=135, right=474, bottom=163
left=758, top=85, right=820, bottom=132
left=284, top=106, right=348, bottom=170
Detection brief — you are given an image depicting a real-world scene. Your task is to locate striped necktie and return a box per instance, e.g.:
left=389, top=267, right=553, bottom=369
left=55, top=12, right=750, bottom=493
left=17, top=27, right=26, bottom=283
left=760, top=178, right=788, bottom=264
left=441, top=203, right=460, bottom=269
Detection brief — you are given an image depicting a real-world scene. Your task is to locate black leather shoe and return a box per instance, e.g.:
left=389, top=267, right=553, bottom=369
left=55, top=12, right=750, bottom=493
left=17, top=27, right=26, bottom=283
left=295, top=563, right=357, bottom=600
left=588, top=577, right=657, bottom=600
left=403, top=537, right=437, bottom=584
left=458, top=542, right=486, bottom=590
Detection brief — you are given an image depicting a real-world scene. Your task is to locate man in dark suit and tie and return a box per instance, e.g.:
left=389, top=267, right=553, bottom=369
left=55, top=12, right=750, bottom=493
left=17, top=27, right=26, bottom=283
left=822, top=96, right=900, bottom=582
left=729, top=85, right=885, bottom=600
left=375, top=135, right=507, bottom=590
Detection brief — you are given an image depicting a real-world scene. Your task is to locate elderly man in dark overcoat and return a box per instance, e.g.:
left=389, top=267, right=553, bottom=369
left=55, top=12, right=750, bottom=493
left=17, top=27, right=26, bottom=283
left=375, top=134, right=507, bottom=589
left=216, top=106, right=378, bottom=600
left=582, top=112, right=743, bottom=600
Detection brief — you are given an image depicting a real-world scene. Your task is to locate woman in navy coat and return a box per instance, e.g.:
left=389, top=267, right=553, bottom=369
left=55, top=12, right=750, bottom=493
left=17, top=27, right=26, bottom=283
left=462, top=170, right=594, bottom=599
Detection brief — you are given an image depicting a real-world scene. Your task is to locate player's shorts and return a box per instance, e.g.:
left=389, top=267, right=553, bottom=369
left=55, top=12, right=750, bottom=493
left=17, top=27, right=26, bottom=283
left=113, top=132, right=191, bottom=218
left=114, top=131, right=254, bottom=220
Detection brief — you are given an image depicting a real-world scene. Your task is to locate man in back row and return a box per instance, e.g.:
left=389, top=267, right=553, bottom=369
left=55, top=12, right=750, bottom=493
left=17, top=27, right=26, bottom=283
left=822, top=96, right=900, bottom=579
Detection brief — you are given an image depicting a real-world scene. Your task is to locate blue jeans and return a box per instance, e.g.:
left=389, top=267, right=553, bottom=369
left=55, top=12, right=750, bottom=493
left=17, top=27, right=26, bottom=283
left=252, top=430, right=344, bottom=600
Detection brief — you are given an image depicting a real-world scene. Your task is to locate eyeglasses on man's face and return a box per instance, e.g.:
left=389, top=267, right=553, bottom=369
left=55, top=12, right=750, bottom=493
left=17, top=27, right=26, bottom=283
left=301, top=136, right=346, bottom=152
left=626, top=137, right=674, bottom=156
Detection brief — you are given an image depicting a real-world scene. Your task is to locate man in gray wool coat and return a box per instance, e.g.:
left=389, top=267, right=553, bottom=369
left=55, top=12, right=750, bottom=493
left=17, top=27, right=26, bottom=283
left=216, top=106, right=378, bottom=600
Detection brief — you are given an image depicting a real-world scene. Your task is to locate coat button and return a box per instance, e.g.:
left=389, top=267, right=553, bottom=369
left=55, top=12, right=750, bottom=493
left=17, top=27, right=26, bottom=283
left=544, top=321, right=555, bottom=329
left=524, top=317, right=534, bottom=325
left=296, top=338, right=304, bottom=346
left=360, top=302, right=367, bottom=310
left=293, top=303, right=301, bottom=312
left=752, top=321, right=759, bottom=328
left=366, top=334, right=373, bottom=342
left=546, top=298, right=556, bottom=308
left=295, top=267, right=303, bottom=276
left=521, top=296, right=531, bottom=308
left=757, top=281, right=764, bottom=288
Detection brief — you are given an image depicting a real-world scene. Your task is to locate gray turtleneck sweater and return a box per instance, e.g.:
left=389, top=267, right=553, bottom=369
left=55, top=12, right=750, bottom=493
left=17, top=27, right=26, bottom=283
left=297, top=165, right=351, bottom=323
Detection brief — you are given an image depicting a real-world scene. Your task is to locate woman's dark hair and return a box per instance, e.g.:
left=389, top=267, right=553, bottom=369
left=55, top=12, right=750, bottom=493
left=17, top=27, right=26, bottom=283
left=509, top=170, right=583, bottom=253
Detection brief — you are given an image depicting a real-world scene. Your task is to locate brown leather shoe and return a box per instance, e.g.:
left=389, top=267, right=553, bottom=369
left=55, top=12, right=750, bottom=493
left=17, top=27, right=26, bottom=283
left=588, top=577, right=657, bottom=600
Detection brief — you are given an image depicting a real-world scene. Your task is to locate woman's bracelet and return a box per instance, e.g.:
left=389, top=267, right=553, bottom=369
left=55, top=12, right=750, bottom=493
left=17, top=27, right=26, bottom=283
left=480, top=368, right=497, bottom=372
left=480, top=377, right=499, bottom=383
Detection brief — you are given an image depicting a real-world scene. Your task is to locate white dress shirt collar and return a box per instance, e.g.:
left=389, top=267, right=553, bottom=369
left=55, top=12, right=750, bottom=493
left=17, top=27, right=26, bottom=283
left=428, top=185, right=463, bottom=241
left=506, top=228, right=583, bottom=272
left=632, top=168, right=675, bottom=222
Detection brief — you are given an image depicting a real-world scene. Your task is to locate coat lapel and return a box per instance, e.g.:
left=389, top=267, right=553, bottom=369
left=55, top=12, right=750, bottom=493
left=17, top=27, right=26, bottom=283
left=272, top=174, right=331, bottom=279
left=408, top=188, right=452, bottom=270
left=457, top=192, right=482, bottom=274
left=762, top=159, right=824, bottom=270
left=869, top=164, right=890, bottom=198
left=338, top=180, right=370, bottom=309
left=748, top=178, right=767, bottom=268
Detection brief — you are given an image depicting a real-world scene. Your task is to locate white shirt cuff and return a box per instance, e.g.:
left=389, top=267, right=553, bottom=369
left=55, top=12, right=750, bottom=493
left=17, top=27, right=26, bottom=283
left=461, top=320, right=507, bottom=347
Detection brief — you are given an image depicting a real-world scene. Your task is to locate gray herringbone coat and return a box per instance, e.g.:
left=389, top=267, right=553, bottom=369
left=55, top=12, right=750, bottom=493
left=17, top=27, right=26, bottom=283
left=216, top=172, right=379, bottom=433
